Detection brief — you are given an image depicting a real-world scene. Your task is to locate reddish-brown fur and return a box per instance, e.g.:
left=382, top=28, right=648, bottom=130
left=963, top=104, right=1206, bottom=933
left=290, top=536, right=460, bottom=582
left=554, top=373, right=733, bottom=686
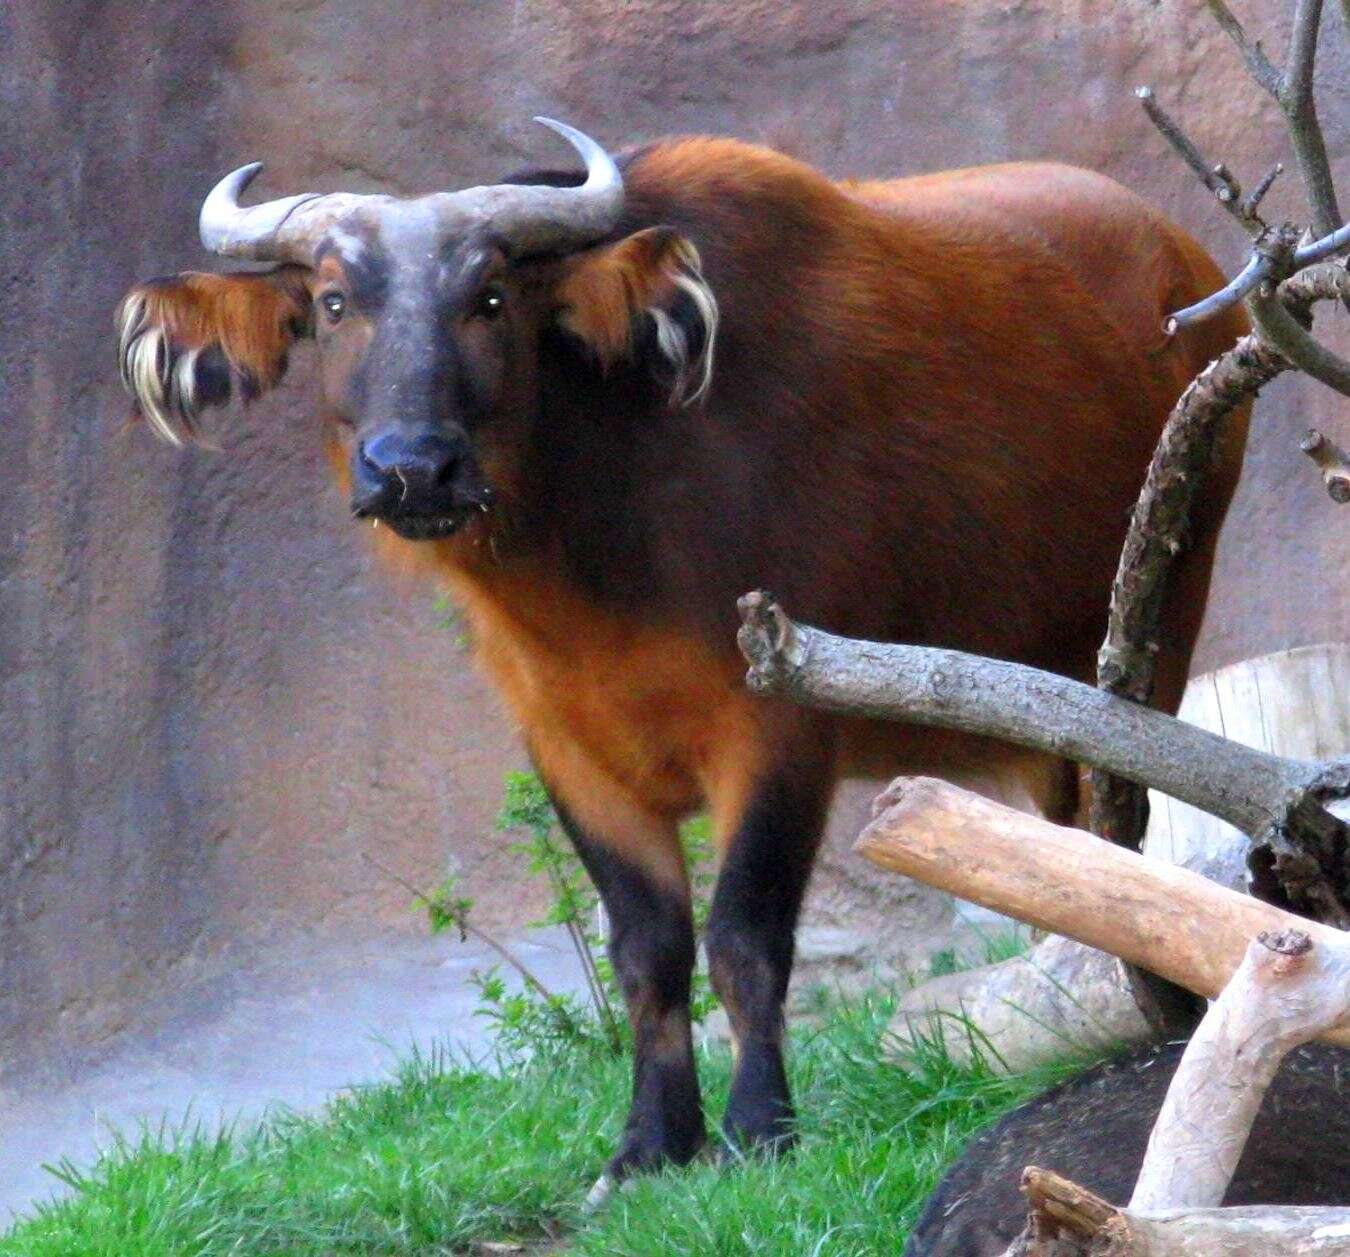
left=446, top=145, right=1246, bottom=869
left=120, top=136, right=1248, bottom=886
left=554, top=225, right=701, bottom=372
left=132, top=268, right=310, bottom=391
left=119, top=135, right=1250, bottom=1171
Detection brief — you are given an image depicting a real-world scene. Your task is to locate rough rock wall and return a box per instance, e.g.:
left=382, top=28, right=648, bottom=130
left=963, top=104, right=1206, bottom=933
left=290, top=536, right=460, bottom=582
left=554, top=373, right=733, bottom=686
left=3, top=0, right=1346, bottom=1065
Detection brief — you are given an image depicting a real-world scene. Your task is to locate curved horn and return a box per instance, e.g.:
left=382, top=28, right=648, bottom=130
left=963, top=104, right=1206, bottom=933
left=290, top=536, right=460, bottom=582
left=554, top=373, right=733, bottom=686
left=425, top=117, right=625, bottom=253
left=198, top=163, right=380, bottom=263
left=198, top=118, right=622, bottom=263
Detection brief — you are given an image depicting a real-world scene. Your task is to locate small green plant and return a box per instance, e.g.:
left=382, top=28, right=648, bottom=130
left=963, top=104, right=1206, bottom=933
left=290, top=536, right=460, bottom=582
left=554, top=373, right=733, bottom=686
left=493, top=770, right=625, bottom=1055
left=362, top=853, right=591, bottom=1051
left=927, top=948, right=961, bottom=979
left=490, top=770, right=721, bottom=1053
left=374, top=770, right=720, bottom=1061
left=431, top=590, right=470, bottom=649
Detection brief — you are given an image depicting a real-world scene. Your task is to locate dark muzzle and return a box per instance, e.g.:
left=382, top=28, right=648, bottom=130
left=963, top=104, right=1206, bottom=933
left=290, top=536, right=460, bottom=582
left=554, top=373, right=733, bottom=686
left=351, top=429, right=489, bottom=539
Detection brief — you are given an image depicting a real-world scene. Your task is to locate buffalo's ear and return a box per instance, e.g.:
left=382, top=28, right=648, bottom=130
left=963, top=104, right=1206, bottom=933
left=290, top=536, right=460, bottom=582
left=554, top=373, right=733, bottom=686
left=115, top=265, right=313, bottom=445
left=553, top=227, right=718, bottom=406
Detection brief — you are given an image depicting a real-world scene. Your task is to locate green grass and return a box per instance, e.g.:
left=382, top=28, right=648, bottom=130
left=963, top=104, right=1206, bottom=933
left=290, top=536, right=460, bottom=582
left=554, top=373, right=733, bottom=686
left=1, top=995, right=1093, bottom=1257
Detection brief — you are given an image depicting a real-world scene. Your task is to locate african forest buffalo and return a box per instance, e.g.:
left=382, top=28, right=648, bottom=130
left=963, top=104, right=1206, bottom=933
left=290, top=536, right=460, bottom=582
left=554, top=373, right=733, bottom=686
left=117, top=119, right=1248, bottom=1191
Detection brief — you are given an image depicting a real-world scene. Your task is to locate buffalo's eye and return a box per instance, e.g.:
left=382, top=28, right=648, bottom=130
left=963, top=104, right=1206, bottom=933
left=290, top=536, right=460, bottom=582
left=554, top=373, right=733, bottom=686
left=320, top=291, right=346, bottom=323
left=472, top=286, right=505, bottom=320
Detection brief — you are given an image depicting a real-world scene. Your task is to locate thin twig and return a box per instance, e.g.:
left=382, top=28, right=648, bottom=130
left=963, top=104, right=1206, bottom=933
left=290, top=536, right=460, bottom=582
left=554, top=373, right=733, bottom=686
left=537, top=857, right=621, bottom=1044
left=359, top=851, right=578, bottom=1023
left=1136, top=87, right=1255, bottom=232
left=1242, top=161, right=1284, bottom=218
left=1205, top=0, right=1284, bottom=96
left=1165, top=252, right=1274, bottom=332
left=565, top=917, right=621, bottom=1048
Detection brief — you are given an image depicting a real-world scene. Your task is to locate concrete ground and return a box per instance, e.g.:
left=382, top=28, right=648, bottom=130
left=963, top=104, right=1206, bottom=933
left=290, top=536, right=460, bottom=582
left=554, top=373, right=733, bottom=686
left=0, top=927, right=589, bottom=1224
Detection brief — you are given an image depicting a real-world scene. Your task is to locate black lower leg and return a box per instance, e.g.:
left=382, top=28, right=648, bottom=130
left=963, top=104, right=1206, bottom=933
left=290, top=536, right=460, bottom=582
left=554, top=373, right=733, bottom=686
left=705, top=757, right=832, bottom=1154
left=550, top=798, right=705, bottom=1178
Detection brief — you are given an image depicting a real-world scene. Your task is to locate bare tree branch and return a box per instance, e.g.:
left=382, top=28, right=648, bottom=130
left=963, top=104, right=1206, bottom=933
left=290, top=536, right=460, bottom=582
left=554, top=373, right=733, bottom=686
left=1249, top=277, right=1350, bottom=394
left=1165, top=252, right=1274, bottom=332
left=1287, top=0, right=1326, bottom=104
left=737, top=591, right=1350, bottom=853
left=1091, top=320, right=1285, bottom=852
left=1136, top=86, right=1258, bottom=234
left=1205, top=0, right=1284, bottom=96
left=1154, top=0, right=1349, bottom=335
left=1091, top=262, right=1350, bottom=855
left=1284, top=0, right=1343, bottom=236
left=1205, top=0, right=1342, bottom=235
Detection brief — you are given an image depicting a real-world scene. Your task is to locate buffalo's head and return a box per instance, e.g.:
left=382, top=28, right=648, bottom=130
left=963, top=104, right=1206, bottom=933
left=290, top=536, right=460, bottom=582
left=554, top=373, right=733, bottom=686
left=117, top=120, right=716, bottom=542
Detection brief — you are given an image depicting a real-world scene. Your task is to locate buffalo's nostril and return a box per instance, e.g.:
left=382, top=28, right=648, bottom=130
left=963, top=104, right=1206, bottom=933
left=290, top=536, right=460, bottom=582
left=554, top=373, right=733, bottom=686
left=354, top=430, right=464, bottom=516
left=403, top=432, right=458, bottom=489
left=358, top=440, right=382, bottom=476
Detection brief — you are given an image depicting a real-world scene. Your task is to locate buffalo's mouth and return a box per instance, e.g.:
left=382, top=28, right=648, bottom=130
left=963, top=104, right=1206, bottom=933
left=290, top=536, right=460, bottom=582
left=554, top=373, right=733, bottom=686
left=365, top=509, right=476, bottom=541
left=349, top=454, right=495, bottom=542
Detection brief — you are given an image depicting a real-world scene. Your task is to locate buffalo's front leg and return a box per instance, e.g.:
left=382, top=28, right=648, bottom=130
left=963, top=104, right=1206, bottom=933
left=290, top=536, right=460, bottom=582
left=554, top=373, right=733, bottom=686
left=549, top=792, right=705, bottom=1184
left=705, top=726, right=835, bottom=1153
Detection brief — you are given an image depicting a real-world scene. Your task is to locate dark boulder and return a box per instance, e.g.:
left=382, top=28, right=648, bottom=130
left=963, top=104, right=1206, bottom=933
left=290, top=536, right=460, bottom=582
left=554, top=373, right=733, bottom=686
left=905, top=1040, right=1350, bottom=1256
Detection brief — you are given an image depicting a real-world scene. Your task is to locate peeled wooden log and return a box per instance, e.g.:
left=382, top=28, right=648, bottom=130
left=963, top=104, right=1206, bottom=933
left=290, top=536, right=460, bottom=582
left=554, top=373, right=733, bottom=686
left=1130, top=928, right=1350, bottom=1210
left=1003, top=930, right=1350, bottom=1253
left=856, top=777, right=1350, bottom=1049
left=1008, top=1168, right=1350, bottom=1256
left=887, top=934, right=1153, bottom=1072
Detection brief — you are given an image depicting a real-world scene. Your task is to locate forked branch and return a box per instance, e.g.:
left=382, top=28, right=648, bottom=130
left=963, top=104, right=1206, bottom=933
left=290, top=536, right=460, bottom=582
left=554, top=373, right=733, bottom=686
left=1096, top=0, right=1350, bottom=853
left=1205, top=0, right=1343, bottom=236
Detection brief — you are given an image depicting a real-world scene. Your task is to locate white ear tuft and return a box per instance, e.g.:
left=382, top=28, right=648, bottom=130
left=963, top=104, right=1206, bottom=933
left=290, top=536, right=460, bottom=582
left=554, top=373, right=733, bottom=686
left=116, top=293, right=198, bottom=446
left=653, top=240, right=718, bottom=407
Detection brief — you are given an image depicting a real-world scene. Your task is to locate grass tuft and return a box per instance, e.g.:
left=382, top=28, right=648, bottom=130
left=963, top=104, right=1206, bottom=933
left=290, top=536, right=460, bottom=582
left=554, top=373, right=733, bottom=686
left=1, top=994, right=1096, bottom=1256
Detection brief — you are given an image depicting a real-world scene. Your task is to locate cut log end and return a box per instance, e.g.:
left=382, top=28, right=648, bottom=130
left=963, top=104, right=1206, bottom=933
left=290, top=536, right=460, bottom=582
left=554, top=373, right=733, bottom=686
left=1022, top=1166, right=1119, bottom=1235
left=1301, top=428, right=1350, bottom=503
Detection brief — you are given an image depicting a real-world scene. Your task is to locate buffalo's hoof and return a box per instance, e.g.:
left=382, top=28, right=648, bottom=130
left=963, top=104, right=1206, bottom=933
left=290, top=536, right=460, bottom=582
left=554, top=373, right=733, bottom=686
left=582, top=1173, right=617, bottom=1213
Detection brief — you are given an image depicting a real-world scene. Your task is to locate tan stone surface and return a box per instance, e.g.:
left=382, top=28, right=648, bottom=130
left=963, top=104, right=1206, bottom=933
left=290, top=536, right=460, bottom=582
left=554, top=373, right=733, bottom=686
left=3, top=0, right=1346, bottom=1065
